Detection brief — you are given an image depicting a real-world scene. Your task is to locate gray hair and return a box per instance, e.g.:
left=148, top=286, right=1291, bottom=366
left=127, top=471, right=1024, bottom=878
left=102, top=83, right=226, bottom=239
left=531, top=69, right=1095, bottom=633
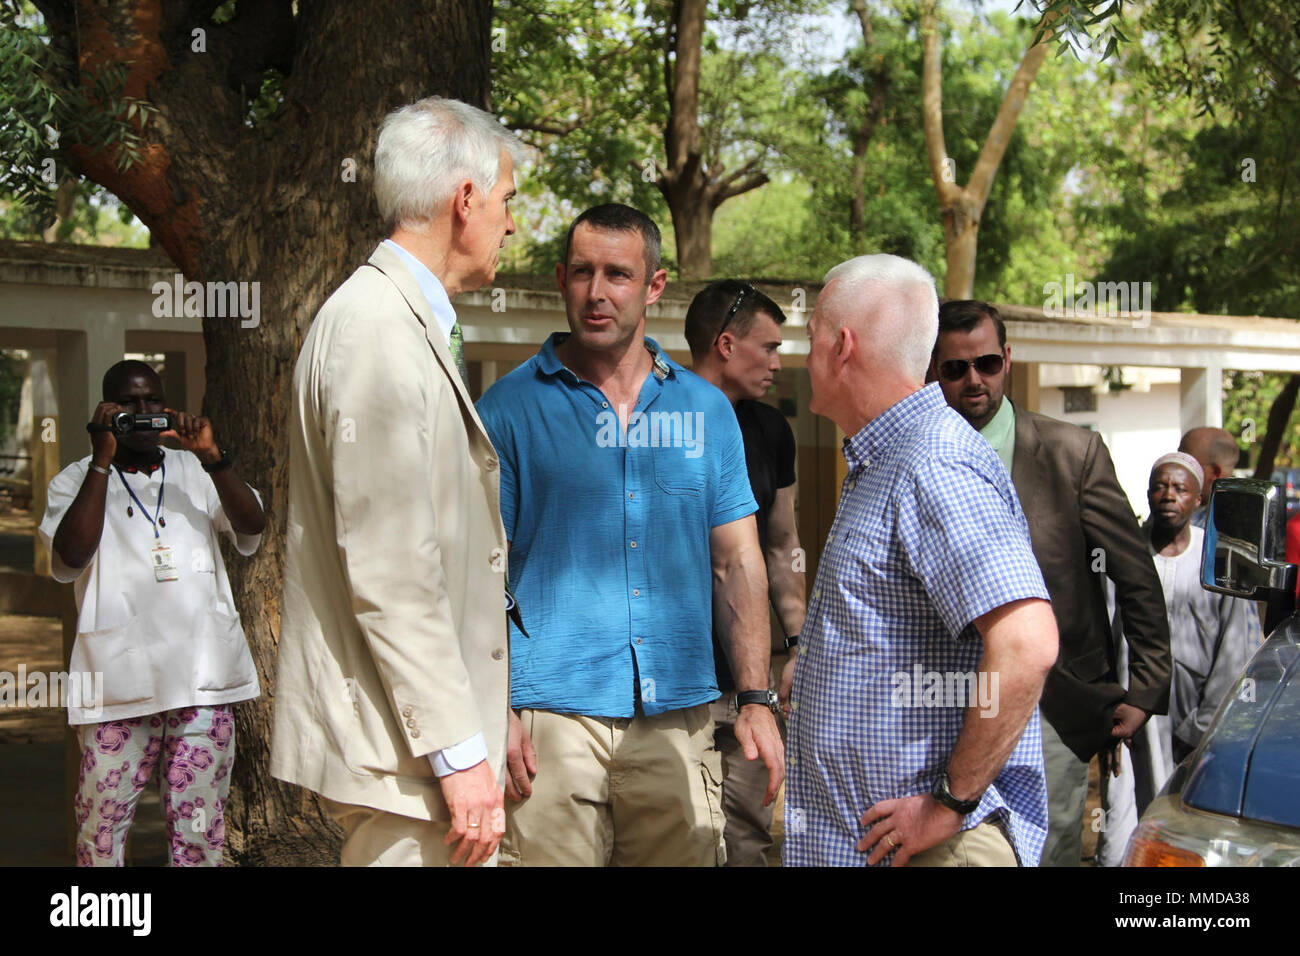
left=374, top=97, right=527, bottom=234
left=822, top=255, right=939, bottom=382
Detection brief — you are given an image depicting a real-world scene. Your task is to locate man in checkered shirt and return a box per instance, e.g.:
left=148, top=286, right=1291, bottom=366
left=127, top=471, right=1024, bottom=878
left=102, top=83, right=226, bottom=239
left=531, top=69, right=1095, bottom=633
left=784, top=255, right=1059, bottom=867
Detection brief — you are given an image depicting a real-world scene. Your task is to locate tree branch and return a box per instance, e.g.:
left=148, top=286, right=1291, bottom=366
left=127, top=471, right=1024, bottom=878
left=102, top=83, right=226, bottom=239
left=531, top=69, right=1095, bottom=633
left=966, top=10, right=1058, bottom=206
left=920, top=2, right=960, bottom=207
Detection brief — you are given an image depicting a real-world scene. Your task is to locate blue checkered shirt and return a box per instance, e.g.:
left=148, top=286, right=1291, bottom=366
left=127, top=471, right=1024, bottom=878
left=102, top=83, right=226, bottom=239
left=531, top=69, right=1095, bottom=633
left=783, top=384, right=1051, bottom=866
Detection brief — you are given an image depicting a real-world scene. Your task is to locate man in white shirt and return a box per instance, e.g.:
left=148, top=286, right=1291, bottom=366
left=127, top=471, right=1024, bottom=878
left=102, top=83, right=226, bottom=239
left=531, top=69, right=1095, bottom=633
left=40, top=359, right=265, bottom=866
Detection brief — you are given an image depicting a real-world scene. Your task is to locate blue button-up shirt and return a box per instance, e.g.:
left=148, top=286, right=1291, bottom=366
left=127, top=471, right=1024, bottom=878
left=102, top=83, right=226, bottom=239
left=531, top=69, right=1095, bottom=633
left=783, top=383, right=1051, bottom=866
left=476, top=333, right=757, bottom=717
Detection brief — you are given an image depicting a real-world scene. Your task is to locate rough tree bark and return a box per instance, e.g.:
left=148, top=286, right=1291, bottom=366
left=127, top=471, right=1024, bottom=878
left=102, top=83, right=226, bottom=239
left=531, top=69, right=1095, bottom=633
left=35, top=0, right=493, bottom=865
left=921, top=2, right=1055, bottom=299
left=657, top=0, right=767, bottom=279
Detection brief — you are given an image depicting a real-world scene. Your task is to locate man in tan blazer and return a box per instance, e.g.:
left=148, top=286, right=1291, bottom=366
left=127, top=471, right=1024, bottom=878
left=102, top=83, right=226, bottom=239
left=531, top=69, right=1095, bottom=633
left=272, top=97, right=526, bottom=866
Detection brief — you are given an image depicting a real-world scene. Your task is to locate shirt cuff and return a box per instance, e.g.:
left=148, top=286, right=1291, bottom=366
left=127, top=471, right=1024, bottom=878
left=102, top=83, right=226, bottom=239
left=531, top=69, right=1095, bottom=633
left=427, top=731, right=488, bottom=777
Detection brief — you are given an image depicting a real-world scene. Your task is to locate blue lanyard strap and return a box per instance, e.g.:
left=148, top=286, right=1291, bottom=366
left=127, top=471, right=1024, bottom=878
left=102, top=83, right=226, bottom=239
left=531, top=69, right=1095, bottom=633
left=114, top=459, right=166, bottom=539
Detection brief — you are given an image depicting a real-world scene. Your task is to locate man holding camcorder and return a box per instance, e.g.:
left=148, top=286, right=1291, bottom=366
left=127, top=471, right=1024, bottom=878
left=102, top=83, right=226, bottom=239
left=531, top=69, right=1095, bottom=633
left=39, top=359, right=265, bottom=866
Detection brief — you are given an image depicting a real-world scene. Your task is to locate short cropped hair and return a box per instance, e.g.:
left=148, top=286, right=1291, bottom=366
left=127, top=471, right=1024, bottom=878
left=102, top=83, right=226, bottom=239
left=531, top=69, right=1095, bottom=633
left=562, top=203, right=662, bottom=281
left=102, top=359, right=162, bottom=401
left=684, top=280, right=786, bottom=362
left=374, top=96, right=527, bottom=234
left=822, top=255, right=939, bottom=382
left=936, top=299, right=1006, bottom=349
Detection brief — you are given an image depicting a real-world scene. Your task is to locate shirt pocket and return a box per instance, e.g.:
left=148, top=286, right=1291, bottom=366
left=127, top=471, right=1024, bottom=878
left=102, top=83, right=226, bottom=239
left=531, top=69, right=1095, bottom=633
left=194, top=604, right=258, bottom=692
left=71, top=616, right=154, bottom=707
left=653, top=447, right=708, bottom=497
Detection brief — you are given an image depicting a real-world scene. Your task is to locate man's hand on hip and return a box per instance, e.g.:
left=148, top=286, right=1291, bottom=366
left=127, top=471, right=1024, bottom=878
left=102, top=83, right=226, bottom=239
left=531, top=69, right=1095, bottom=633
left=734, top=702, right=785, bottom=806
left=858, top=795, right=963, bottom=866
left=777, top=648, right=797, bottom=718
left=439, top=760, right=505, bottom=866
left=505, top=709, right=537, bottom=801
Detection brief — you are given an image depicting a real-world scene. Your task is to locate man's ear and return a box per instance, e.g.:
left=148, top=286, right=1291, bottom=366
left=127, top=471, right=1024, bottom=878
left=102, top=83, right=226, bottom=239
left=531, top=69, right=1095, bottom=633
left=452, top=179, right=475, bottom=226
left=644, top=267, right=669, bottom=307
left=833, top=324, right=855, bottom=373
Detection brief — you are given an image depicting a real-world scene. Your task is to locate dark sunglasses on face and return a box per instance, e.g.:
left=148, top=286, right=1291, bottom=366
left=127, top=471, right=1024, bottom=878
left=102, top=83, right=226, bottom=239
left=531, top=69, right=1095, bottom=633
left=713, top=284, right=754, bottom=346
left=938, top=352, right=1005, bottom=381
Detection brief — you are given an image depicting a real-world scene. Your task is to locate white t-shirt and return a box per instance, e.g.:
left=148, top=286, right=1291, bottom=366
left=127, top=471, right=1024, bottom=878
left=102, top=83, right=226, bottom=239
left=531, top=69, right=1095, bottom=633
left=38, top=450, right=262, bottom=724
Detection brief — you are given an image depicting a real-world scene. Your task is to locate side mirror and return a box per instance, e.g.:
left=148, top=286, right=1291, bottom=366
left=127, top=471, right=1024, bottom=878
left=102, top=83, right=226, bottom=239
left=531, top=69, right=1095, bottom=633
left=1202, top=477, right=1296, bottom=631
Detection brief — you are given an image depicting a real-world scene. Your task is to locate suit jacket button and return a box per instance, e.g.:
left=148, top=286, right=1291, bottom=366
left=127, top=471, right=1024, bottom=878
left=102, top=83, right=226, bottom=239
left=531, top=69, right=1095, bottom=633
left=410, top=729, right=421, bottom=739
left=405, top=718, right=416, bottom=728
left=492, top=648, right=505, bottom=661
left=402, top=706, right=414, bottom=718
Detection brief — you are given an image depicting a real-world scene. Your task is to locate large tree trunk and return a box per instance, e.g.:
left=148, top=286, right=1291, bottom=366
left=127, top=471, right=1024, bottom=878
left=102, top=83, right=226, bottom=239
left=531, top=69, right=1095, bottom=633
left=36, top=0, right=492, bottom=865
left=656, top=0, right=766, bottom=279
left=920, top=2, right=1054, bottom=299
left=1253, top=374, right=1300, bottom=480
left=848, top=0, right=889, bottom=246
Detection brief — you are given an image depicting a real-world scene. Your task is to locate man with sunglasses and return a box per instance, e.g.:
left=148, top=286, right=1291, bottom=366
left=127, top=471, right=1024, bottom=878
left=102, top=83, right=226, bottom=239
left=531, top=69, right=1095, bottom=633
left=932, top=300, right=1171, bottom=868
left=687, top=280, right=807, bottom=866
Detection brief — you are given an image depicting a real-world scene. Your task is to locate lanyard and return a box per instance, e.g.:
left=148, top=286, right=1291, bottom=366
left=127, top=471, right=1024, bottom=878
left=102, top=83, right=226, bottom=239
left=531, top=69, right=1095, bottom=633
left=114, top=459, right=166, bottom=539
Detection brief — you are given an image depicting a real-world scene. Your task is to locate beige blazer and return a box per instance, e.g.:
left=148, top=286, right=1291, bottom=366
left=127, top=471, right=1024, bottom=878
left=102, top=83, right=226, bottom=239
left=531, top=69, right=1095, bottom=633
left=271, top=242, right=509, bottom=821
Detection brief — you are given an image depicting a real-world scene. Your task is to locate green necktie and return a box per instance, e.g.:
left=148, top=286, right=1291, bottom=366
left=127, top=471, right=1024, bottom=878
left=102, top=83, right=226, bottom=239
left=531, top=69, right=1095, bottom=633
left=448, top=320, right=470, bottom=388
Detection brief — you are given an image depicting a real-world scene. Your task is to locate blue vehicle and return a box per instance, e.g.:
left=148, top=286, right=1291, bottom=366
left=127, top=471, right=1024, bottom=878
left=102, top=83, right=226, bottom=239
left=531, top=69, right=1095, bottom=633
left=1124, top=478, right=1300, bottom=866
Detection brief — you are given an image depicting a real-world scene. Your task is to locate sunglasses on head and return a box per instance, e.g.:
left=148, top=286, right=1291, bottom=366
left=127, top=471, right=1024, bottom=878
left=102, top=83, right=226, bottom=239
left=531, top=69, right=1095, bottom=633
left=713, top=284, right=755, bottom=346
left=937, top=353, right=1005, bottom=381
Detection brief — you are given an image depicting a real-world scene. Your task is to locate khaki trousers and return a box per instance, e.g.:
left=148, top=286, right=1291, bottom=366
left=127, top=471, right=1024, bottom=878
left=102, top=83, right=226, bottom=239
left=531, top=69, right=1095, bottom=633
left=905, top=818, right=1019, bottom=867
left=500, top=704, right=726, bottom=866
left=1039, top=716, right=1090, bottom=867
left=710, top=697, right=778, bottom=867
left=323, top=798, right=498, bottom=867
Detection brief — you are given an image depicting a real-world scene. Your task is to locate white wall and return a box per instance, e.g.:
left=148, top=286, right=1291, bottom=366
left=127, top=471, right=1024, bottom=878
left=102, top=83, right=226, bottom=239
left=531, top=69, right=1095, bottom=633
left=1037, top=377, right=1182, bottom=519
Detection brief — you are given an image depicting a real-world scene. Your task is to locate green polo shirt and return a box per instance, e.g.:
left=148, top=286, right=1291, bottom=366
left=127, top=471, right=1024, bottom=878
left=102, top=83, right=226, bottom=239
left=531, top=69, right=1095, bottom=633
left=980, top=397, right=1016, bottom=475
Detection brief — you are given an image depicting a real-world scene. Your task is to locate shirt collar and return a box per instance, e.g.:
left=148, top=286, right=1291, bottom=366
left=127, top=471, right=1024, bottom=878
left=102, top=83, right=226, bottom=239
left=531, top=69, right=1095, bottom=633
left=843, top=383, right=945, bottom=473
left=381, top=238, right=458, bottom=343
left=538, top=332, right=679, bottom=383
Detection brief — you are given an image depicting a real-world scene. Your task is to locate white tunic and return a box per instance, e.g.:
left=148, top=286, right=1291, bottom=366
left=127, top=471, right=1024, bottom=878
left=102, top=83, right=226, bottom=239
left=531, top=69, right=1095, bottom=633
left=38, top=450, right=262, bottom=724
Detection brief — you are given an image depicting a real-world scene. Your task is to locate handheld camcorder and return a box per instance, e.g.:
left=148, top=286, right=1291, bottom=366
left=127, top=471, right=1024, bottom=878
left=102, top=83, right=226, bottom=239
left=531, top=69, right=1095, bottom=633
left=110, top=412, right=173, bottom=436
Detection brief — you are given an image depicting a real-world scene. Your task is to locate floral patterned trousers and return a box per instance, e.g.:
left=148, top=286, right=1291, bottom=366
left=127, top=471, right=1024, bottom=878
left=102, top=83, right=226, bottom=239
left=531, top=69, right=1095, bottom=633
left=74, top=705, right=236, bottom=867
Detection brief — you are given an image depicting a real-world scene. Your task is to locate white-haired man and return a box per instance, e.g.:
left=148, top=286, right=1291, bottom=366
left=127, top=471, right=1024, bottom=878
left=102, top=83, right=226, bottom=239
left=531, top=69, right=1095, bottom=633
left=784, top=255, right=1059, bottom=866
left=273, top=97, right=526, bottom=866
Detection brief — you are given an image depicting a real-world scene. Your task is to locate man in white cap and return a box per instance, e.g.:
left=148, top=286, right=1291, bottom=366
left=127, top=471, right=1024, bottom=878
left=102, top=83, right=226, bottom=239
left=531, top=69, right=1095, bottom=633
left=1096, top=451, right=1254, bottom=864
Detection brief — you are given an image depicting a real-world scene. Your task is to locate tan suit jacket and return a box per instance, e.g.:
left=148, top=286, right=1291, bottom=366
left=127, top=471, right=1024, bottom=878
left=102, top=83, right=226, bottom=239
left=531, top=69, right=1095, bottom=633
left=1011, top=406, right=1172, bottom=761
left=271, top=242, right=509, bottom=821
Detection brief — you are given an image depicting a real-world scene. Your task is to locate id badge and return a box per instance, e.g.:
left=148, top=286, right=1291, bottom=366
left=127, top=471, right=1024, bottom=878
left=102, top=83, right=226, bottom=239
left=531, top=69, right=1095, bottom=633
left=151, top=544, right=179, bottom=582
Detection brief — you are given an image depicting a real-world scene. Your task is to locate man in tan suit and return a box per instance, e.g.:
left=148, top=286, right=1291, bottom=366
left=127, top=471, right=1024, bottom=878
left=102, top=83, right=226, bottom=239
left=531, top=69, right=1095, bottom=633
left=272, top=97, right=526, bottom=866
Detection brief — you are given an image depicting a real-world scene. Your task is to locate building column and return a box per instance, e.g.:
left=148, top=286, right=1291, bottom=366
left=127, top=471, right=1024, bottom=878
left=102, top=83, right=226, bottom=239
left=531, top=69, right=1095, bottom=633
left=28, top=349, right=59, bottom=577
left=1179, top=361, right=1223, bottom=432
left=1009, top=359, right=1041, bottom=414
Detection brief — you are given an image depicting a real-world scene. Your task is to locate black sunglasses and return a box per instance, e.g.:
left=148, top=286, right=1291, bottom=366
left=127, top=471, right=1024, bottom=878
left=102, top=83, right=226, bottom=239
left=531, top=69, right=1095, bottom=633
left=713, top=285, right=755, bottom=346
left=938, top=353, right=1005, bottom=381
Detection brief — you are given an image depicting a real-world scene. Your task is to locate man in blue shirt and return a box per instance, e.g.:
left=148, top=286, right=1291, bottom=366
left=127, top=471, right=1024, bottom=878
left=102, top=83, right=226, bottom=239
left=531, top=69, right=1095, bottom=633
left=785, top=254, right=1058, bottom=866
left=477, top=203, right=784, bottom=866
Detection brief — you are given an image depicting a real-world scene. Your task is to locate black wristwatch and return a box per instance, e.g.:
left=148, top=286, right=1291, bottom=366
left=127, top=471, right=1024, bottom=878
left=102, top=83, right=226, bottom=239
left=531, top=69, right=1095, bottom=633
left=201, top=448, right=233, bottom=473
left=784, top=633, right=799, bottom=650
left=736, top=689, right=780, bottom=717
left=930, top=771, right=981, bottom=816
